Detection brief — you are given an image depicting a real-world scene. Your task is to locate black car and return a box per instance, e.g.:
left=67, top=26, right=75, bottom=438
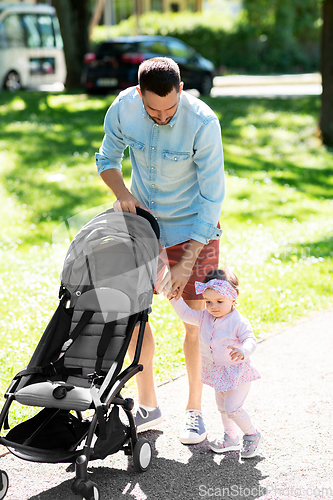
left=82, top=35, right=215, bottom=95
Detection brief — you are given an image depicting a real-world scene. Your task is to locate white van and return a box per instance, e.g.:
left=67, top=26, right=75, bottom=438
left=0, top=3, right=66, bottom=90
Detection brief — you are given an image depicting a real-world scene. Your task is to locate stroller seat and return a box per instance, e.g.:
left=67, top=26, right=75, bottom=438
left=15, top=287, right=131, bottom=411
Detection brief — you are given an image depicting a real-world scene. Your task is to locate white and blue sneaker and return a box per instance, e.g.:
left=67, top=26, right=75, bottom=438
left=179, top=409, right=207, bottom=444
left=134, top=406, right=163, bottom=432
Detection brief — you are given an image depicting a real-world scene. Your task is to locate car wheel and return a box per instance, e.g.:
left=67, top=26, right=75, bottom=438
left=199, top=74, right=213, bottom=95
left=4, top=71, right=21, bottom=91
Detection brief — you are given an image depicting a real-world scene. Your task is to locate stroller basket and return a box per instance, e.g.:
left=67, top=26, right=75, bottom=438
left=0, top=208, right=160, bottom=499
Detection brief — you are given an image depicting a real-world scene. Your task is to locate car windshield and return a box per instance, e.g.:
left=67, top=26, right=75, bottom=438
left=137, top=40, right=169, bottom=55
left=97, top=42, right=137, bottom=56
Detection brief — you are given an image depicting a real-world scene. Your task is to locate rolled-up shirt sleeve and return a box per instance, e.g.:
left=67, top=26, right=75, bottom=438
left=95, top=98, right=126, bottom=175
left=190, top=117, right=225, bottom=245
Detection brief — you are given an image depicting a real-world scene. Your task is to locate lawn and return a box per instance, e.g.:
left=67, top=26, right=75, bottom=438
left=0, top=91, right=332, bottom=424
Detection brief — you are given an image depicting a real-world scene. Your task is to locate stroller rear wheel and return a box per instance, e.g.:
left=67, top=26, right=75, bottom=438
left=133, top=438, right=152, bottom=472
left=0, top=470, right=9, bottom=500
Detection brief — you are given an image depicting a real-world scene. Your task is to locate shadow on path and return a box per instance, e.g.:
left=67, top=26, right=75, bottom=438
left=29, top=431, right=268, bottom=500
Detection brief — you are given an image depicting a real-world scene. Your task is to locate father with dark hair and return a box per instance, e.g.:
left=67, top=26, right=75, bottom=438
left=96, top=57, right=225, bottom=445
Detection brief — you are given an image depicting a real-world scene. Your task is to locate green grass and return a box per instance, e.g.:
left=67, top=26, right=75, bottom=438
left=0, top=91, right=332, bottom=426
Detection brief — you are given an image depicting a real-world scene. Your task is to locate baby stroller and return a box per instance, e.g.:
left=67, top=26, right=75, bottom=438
left=0, top=208, right=160, bottom=500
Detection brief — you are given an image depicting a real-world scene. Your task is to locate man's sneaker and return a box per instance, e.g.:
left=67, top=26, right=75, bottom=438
left=179, top=410, right=207, bottom=444
left=134, top=406, right=163, bottom=432
left=241, top=430, right=263, bottom=458
left=209, top=433, right=241, bottom=453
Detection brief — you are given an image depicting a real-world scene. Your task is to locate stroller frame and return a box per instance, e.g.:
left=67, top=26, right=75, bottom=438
left=0, top=208, right=160, bottom=500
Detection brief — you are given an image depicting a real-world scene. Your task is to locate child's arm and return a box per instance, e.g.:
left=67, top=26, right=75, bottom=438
left=169, top=297, right=203, bottom=326
left=228, top=318, right=257, bottom=361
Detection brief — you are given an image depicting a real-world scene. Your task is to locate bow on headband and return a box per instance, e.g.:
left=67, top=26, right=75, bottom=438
left=195, top=279, right=237, bottom=301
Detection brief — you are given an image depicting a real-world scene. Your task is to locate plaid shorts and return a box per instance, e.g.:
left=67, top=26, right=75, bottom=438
left=156, top=228, right=220, bottom=301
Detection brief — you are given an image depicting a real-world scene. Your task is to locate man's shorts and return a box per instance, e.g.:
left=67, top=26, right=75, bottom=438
left=156, top=232, right=220, bottom=301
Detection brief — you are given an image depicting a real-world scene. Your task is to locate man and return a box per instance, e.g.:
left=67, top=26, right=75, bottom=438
left=96, top=57, right=224, bottom=444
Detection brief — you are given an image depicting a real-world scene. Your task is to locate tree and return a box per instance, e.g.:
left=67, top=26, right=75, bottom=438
left=319, top=0, right=333, bottom=146
left=53, top=0, right=91, bottom=89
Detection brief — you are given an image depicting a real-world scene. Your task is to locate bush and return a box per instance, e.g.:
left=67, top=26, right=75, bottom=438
left=92, top=10, right=320, bottom=75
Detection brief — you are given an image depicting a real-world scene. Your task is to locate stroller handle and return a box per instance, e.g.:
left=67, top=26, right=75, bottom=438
left=136, top=207, right=160, bottom=240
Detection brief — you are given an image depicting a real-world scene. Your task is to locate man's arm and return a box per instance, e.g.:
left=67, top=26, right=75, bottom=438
left=100, top=169, right=145, bottom=214
left=96, top=96, right=146, bottom=214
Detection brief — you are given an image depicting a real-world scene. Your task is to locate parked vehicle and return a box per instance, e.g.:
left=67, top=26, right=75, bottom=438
left=82, top=35, right=215, bottom=95
left=0, top=3, right=66, bottom=91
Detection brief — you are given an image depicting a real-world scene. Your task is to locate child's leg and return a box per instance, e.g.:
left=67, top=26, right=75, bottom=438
left=215, top=391, right=239, bottom=440
left=224, top=382, right=256, bottom=436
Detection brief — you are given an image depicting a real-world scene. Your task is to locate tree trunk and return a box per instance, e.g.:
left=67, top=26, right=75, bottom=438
left=53, top=0, right=91, bottom=89
left=89, top=0, right=105, bottom=38
left=319, top=0, right=333, bottom=146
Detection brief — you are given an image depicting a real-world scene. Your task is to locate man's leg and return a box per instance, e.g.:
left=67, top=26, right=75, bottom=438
left=128, top=321, right=163, bottom=431
left=183, top=299, right=205, bottom=411
left=128, top=322, right=157, bottom=408
left=179, top=298, right=207, bottom=444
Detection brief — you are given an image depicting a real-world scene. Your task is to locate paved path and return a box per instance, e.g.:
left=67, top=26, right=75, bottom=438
left=1, top=309, right=333, bottom=500
left=211, top=73, right=322, bottom=97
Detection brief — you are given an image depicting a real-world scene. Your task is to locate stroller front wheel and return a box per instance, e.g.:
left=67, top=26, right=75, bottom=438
left=0, top=470, right=9, bottom=500
left=133, top=438, right=152, bottom=472
left=72, top=479, right=100, bottom=500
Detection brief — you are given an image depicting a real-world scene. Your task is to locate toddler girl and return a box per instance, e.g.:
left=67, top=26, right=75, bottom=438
left=170, top=268, right=262, bottom=458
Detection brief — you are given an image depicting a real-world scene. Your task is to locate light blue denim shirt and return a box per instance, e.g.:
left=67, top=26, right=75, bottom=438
left=96, top=87, right=225, bottom=248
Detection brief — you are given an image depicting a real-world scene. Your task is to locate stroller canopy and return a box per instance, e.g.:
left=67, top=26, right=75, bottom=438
left=60, top=209, right=159, bottom=314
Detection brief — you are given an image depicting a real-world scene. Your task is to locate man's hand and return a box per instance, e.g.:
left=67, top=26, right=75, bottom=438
left=159, top=239, right=205, bottom=300
left=100, top=169, right=146, bottom=214
left=159, top=260, right=193, bottom=300
left=113, top=192, right=146, bottom=214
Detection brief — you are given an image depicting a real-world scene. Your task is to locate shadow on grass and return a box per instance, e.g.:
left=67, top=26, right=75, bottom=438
left=1, top=92, right=332, bottom=245
left=0, top=91, right=131, bottom=243
left=277, top=235, right=333, bottom=262
left=203, top=95, right=333, bottom=200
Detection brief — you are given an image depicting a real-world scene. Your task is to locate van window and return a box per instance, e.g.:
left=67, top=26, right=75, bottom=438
left=52, top=16, right=63, bottom=49
left=38, top=15, right=56, bottom=47
left=3, top=14, right=24, bottom=48
left=0, top=13, right=60, bottom=49
left=22, top=15, right=41, bottom=48
left=22, top=14, right=57, bottom=48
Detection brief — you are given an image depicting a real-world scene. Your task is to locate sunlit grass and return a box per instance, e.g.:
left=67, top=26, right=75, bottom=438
left=0, top=91, right=332, bottom=427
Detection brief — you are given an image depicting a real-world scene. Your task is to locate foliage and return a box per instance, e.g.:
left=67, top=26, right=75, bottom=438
left=0, top=91, right=332, bottom=426
left=92, top=7, right=321, bottom=74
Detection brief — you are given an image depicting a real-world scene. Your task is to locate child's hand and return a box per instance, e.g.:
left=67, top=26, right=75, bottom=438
left=228, top=346, right=245, bottom=361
